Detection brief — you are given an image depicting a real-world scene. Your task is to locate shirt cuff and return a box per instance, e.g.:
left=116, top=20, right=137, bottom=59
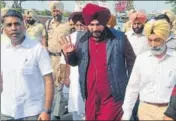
left=164, top=106, right=176, bottom=120
left=42, top=69, right=53, bottom=76
left=122, top=112, right=132, bottom=120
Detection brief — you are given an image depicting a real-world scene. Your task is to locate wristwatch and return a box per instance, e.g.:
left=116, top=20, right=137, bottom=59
left=43, top=108, right=52, bottom=114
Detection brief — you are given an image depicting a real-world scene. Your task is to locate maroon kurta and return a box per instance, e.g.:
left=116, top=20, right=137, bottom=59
left=86, top=37, right=123, bottom=120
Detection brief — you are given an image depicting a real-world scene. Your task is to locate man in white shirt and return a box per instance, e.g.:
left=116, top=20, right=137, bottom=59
left=67, top=12, right=87, bottom=120
left=126, top=11, right=149, bottom=56
left=122, top=19, right=176, bottom=120
left=1, top=9, right=54, bottom=120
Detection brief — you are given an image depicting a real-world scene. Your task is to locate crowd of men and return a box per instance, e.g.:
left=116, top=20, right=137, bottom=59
left=1, top=1, right=176, bottom=120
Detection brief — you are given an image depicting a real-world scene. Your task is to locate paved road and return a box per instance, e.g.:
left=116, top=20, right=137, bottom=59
left=60, top=113, right=73, bottom=120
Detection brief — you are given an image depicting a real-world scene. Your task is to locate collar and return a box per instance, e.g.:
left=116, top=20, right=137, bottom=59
left=4, top=35, right=31, bottom=49
left=51, top=18, right=55, bottom=24
left=51, top=18, right=62, bottom=25
left=28, top=22, right=37, bottom=27
left=148, top=48, right=176, bottom=57
left=129, top=30, right=145, bottom=36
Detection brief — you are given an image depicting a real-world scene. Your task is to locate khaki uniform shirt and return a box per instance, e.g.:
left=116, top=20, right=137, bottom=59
left=45, top=18, right=71, bottom=86
left=46, top=19, right=71, bottom=53
left=26, top=22, right=46, bottom=42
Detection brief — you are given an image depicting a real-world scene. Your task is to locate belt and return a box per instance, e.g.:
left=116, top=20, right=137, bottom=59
left=144, top=101, right=168, bottom=107
left=48, top=51, right=61, bottom=56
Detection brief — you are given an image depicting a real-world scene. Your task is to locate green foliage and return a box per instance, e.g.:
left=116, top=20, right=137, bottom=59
left=40, top=9, right=51, bottom=16
left=63, top=12, right=71, bottom=17
left=13, top=8, right=24, bottom=13
left=0, top=1, right=6, bottom=8
left=165, top=0, right=176, bottom=13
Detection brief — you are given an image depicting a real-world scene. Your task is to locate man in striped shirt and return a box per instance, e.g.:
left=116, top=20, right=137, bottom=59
left=122, top=19, right=176, bottom=120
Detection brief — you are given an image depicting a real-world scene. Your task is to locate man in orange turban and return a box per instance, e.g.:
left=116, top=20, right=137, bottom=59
left=126, top=11, right=148, bottom=55
left=130, top=11, right=147, bottom=25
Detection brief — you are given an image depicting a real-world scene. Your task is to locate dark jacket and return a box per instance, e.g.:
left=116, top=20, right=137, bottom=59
left=66, top=28, right=136, bottom=101
left=165, top=85, right=176, bottom=120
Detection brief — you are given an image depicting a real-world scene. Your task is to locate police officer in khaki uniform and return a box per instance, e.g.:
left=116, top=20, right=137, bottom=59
left=45, top=1, right=71, bottom=120
left=25, top=10, right=47, bottom=47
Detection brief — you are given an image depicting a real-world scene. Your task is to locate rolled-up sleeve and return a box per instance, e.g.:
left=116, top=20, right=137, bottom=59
left=37, top=46, right=53, bottom=76
left=164, top=86, right=176, bottom=120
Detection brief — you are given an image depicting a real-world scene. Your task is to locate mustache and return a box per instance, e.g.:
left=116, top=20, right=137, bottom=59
left=151, top=47, right=161, bottom=51
left=92, top=31, right=102, bottom=34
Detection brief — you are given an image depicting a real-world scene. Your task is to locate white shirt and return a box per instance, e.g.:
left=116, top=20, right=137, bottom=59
left=122, top=49, right=176, bottom=120
left=125, top=30, right=149, bottom=56
left=1, top=36, right=53, bottom=119
left=68, top=31, right=85, bottom=116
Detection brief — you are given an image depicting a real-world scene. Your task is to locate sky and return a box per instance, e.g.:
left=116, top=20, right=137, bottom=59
left=5, top=1, right=171, bottom=14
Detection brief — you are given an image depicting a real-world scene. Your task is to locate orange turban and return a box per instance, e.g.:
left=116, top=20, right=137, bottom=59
left=130, top=11, right=147, bottom=24
left=82, top=3, right=111, bottom=26
left=107, top=15, right=116, bottom=28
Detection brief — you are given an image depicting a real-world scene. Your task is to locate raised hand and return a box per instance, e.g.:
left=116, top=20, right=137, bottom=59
left=59, top=35, right=75, bottom=55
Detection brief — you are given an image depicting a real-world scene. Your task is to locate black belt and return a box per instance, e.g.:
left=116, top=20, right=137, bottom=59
left=144, top=101, right=168, bottom=107
left=48, top=51, right=61, bottom=56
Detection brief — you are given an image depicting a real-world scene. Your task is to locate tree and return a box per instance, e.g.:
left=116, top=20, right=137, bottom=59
left=11, top=0, right=27, bottom=9
left=11, top=0, right=44, bottom=9
left=63, top=11, right=71, bottom=17
left=0, top=0, right=6, bottom=8
left=165, top=0, right=176, bottom=13
left=41, top=9, right=51, bottom=16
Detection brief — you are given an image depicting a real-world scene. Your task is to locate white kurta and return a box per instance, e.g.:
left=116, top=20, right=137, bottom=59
left=68, top=32, right=85, bottom=116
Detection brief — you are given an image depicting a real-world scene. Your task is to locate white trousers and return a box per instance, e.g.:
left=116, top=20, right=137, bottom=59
left=72, top=112, right=85, bottom=120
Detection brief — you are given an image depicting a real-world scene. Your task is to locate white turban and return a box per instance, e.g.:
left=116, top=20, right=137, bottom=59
left=49, top=1, right=64, bottom=13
